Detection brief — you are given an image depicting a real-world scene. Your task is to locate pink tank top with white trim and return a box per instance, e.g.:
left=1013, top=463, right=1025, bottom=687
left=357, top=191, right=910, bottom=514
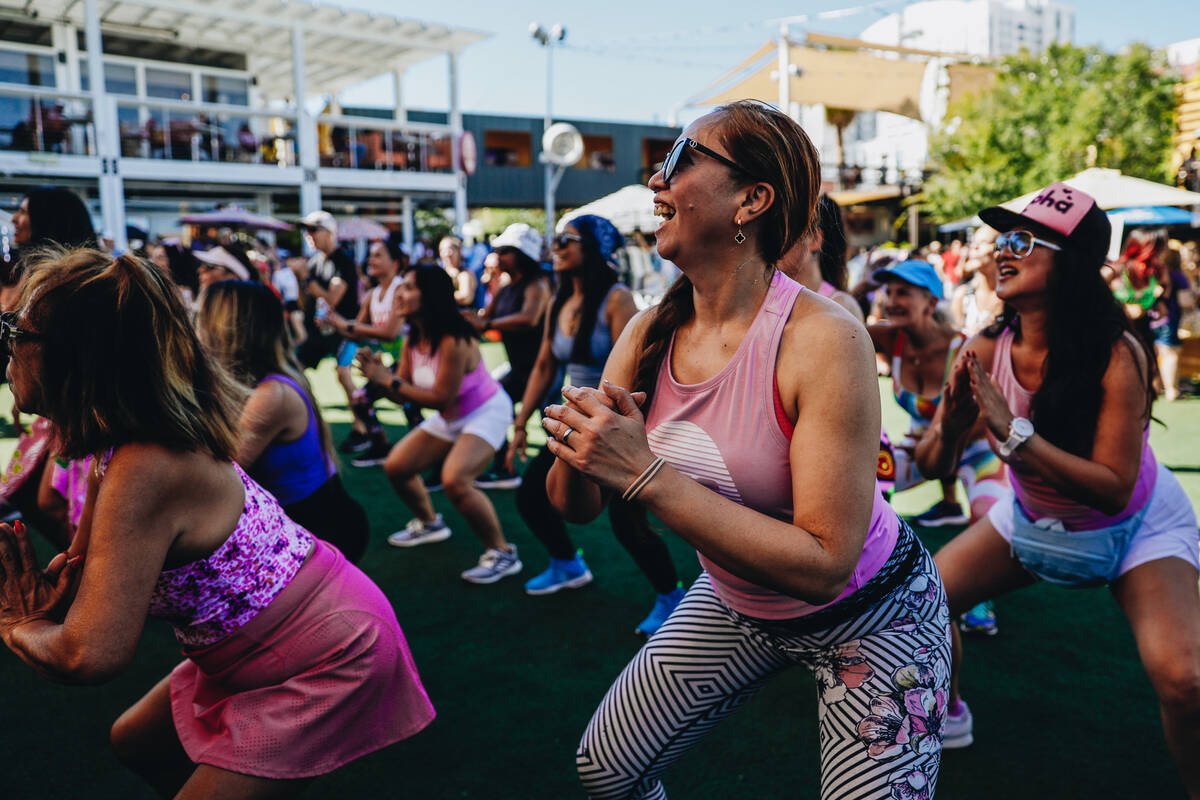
left=409, top=341, right=501, bottom=421
left=644, top=270, right=899, bottom=620
left=989, top=327, right=1157, bottom=530
left=368, top=276, right=400, bottom=328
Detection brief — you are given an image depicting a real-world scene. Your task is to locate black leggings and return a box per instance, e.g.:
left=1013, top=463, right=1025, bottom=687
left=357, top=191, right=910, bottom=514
left=515, top=447, right=679, bottom=594
left=283, top=473, right=370, bottom=563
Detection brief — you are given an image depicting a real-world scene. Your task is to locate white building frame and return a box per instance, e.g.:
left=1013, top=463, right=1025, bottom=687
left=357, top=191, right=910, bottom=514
left=0, top=0, right=488, bottom=250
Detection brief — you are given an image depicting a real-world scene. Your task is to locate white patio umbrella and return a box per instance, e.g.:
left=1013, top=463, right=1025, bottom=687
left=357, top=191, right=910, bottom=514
left=337, top=217, right=390, bottom=241
left=1001, top=168, right=1200, bottom=211
left=558, top=185, right=658, bottom=235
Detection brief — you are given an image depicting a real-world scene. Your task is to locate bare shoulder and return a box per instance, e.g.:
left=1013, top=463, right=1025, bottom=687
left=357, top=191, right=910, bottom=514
left=1108, top=332, right=1151, bottom=386
left=617, top=306, right=658, bottom=348
left=103, top=444, right=212, bottom=500
left=783, top=291, right=875, bottom=366
left=960, top=331, right=999, bottom=370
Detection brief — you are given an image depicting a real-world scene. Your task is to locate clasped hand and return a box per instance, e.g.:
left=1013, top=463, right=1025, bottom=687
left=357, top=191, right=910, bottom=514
left=0, top=520, right=81, bottom=644
left=541, top=381, right=653, bottom=492
left=355, top=349, right=392, bottom=387
left=942, top=352, right=1015, bottom=440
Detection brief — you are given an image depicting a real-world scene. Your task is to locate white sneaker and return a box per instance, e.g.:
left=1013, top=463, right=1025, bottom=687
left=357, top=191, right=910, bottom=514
left=461, top=545, right=523, bottom=584
left=943, top=698, right=974, bottom=748
left=387, top=514, right=451, bottom=548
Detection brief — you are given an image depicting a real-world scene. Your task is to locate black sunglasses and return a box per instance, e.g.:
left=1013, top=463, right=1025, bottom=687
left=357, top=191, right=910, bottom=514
left=0, top=311, right=44, bottom=353
left=551, top=233, right=581, bottom=250
left=660, top=138, right=755, bottom=186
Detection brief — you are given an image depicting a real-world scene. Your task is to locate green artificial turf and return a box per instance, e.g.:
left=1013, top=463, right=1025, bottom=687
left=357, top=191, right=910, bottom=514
left=1, top=351, right=1197, bottom=798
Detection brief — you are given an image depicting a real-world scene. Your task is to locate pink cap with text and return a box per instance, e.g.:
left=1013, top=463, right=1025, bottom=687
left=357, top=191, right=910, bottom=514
left=1017, top=182, right=1095, bottom=237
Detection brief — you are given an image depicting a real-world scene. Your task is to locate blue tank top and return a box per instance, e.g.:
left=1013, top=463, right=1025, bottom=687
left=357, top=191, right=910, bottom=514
left=550, top=284, right=622, bottom=389
left=250, top=374, right=335, bottom=506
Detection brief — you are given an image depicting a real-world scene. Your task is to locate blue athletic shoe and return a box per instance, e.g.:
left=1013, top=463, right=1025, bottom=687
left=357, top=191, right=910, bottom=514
left=635, top=586, right=685, bottom=637
left=524, top=552, right=594, bottom=595
left=958, top=600, right=999, bottom=637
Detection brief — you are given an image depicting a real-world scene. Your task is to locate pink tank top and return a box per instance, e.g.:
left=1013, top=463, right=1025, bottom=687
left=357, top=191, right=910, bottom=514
left=989, top=327, right=1157, bottom=530
left=92, top=451, right=315, bottom=648
left=409, top=340, right=501, bottom=421
left=644, top=271, right=899, bottom=619
left=818, top=280, right=837, bottom=298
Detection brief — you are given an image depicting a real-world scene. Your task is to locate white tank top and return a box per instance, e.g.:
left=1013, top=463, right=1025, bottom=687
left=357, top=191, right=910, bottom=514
left=369, top=276, right=401, bottom=328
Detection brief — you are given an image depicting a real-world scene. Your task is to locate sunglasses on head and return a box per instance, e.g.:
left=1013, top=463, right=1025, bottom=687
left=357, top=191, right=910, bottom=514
left=994, top=229, right=1063, bottom=259
left=0, top=311, right=43, bottom=354
left=551, top=233, right=581, bottom=250
left=660, top=138, right=755, bottom=186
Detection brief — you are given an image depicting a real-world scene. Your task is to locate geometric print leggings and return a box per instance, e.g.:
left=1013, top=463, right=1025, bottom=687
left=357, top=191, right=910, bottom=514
left=577, top=524, right=951, bottom=799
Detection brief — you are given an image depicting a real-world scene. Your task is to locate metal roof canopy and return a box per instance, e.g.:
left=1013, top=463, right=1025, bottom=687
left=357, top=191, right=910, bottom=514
left=10, top=0, right=489, bottom=101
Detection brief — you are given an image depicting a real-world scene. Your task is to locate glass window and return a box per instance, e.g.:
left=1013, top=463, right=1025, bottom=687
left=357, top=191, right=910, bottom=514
left=578, top=135, right=615, bottom=171
left=483, top=130, right=532, bottom=167
left=0, top=49, right=56, bottom=87
left=81, top=62, right=137, bottom=96
left=145, top=67, right=192, bottom=101
left=202, top=74, right=249, bottom=106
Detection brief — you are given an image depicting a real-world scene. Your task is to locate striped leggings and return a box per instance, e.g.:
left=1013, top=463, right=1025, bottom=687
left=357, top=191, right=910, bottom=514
left=576, top=526, right=951, bottom=799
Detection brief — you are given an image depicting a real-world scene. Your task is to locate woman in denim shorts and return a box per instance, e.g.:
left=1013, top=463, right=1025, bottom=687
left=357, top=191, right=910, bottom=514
left=915, top=182, right=1200, bottom=795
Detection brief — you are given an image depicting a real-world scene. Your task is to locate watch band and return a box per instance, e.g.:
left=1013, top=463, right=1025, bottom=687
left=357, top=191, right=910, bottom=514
left=999, top=418, right=1033, bottom=457
left=390, top=377, right=403, bottom=395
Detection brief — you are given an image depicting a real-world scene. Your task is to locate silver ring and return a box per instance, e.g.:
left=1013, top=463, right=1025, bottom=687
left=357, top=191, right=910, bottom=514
left=562, top=427, right=574, bottom=445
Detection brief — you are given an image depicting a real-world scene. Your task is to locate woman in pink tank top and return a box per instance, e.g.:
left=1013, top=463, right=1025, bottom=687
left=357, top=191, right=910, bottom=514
left=0, top=249, right=433, bottom=796
left=542, top=101, right=950, bottom=799
left=915, top=183, right=1200, bottom=794
left=356, top=265, right=522, bottom=585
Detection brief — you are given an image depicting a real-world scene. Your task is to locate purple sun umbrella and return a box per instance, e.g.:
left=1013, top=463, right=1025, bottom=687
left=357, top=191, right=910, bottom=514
left=179, top=205, right=292, bottom=232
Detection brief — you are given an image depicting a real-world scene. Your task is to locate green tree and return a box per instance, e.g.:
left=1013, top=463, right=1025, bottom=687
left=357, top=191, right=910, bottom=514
left=924, top=43, right=1178, bottom=223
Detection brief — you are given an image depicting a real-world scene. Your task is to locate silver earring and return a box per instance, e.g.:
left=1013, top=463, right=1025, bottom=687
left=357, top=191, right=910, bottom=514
left=734, top=219, right=745, bottom=245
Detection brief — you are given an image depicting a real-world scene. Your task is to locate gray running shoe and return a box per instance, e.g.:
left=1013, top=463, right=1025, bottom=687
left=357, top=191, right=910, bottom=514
left=387, top=514, right=452, bottom=548
left=461, top=545, right=523, bottom=584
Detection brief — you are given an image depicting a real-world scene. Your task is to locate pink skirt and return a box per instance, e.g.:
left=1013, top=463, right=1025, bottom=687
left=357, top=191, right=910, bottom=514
left=169, top=540, right=436, bottom=778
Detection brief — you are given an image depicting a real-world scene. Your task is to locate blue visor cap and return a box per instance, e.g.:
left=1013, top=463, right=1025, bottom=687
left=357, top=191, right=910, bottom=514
left=872, top=259, right=944, bottom=300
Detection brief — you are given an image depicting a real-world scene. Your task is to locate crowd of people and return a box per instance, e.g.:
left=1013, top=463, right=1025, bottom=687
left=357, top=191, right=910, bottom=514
left=0, top=98, right=1197, bottom=799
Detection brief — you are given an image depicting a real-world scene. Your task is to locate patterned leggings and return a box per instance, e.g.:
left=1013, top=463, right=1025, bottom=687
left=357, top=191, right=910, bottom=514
left=576, top=525, right=951, bottom=800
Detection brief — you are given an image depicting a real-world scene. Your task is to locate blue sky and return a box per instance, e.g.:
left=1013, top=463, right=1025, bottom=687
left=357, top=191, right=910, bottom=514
left=338, top=1, right=1198, bottom=125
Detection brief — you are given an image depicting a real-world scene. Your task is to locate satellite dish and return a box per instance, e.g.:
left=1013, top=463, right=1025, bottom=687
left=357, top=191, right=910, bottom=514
left=541, top=122, right=584, bottom=167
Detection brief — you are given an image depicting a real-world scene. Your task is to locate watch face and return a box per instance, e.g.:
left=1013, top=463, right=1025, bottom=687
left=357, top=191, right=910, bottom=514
left=1012, top=417, right=1034, bottom=437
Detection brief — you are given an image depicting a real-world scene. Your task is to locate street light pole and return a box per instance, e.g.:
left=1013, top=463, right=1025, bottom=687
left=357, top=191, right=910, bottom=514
left=531, top=22, right=565, bottom=243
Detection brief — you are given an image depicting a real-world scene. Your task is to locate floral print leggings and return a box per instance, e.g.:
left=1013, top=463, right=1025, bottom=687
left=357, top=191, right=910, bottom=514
left=576, top=523, right=951, bottom=800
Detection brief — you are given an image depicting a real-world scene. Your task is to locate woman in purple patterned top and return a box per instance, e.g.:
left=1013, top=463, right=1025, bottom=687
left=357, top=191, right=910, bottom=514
left=0, top=248, right=434, bottom=797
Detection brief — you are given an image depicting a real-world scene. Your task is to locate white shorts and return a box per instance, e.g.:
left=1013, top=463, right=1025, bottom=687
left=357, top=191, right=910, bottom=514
left=988, top=463, right=1200, bottom=577
left=418, top=388, right=512, bottom=451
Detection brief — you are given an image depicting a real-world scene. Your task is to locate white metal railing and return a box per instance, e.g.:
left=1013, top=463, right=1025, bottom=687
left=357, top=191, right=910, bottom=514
left=112, top=96, right=299, bottom=166
left=316, top=113, right=453, bottom=173
left=0, top=84, right=458, bottom=180
left=0, top=82, right=97, bottom=156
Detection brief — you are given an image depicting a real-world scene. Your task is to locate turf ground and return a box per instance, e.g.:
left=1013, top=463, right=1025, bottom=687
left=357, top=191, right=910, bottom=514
left=1, top=350, right=1197, bottom=798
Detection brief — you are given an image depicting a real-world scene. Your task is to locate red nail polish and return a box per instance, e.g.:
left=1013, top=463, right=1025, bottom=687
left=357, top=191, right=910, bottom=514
left=14, top=520, right=24, bottom=534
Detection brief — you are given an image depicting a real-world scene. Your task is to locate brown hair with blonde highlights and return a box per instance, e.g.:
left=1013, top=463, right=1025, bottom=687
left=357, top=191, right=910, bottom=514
left=632, top=100, right=822, bottom=406
left=20, top=247, right=245, bottom=460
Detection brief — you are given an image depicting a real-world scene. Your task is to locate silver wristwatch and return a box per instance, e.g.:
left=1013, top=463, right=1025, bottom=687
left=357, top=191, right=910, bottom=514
left=998, top=417, right=1034, bottom=458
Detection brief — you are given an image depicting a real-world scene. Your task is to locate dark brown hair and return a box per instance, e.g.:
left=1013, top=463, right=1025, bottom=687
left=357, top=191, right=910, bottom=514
left=197, top=280, right=334, bottom=463
left=21, top=247, right=245, bottom=460
left=632, top=100, right=821, bottom=404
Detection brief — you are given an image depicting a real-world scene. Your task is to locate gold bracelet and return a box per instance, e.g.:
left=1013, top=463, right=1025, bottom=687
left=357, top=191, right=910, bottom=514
left=622, top=456, right=666, bottom=502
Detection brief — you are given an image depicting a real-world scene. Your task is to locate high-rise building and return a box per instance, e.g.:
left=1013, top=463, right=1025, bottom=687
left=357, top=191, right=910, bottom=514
left=860, top=0, right=1074, bottom=58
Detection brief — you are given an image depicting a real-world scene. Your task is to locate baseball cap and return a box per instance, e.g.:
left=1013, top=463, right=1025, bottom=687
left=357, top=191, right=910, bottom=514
left=491, top=223, right=543, bottom=263
left=297, top=210, right=337, bottom=234
left=979, top=182, right=1111, bottom=265
left=872, top=259, right=944, bottom=300
left=194, top=246, right=250, bottom=280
